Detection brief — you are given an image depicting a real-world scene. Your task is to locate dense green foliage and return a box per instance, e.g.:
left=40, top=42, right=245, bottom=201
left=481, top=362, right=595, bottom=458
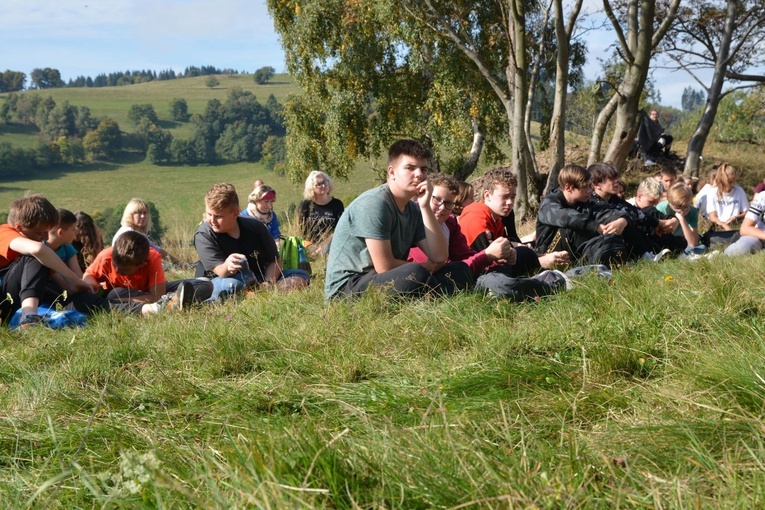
left=0, top=81, right=288, bottom=172
left=254, top=66, right=276, bottom=85
left=2, top=255, right=765, bottom=507
left=0, top=70, right=26, bottom=93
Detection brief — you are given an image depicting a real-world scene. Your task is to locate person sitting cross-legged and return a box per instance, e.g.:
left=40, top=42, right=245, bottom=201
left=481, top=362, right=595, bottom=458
left=536, top=164, right=631, bottom=267
left=195, top=183, right=309, bottom=301
left=324, top=139, right=471, bottom=300
left=85, top=231, right=212, bottom=313
left=409, top=173, right=568, bottom=301
left=724, top=189, right=765, bottom=257
left=458, top=166, right=570, bottom=276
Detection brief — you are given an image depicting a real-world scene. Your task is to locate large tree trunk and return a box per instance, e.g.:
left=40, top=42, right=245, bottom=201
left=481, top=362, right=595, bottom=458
left=603, top=84, right=643, bottom=169
left=684, top=0, right=737, bottom=178
left=602, top=0, right=655, bottom=170
left=595, top=0, right=679, bottom=169
left=588, top=93, right=618, bottom=165
left=546, top=0, right=583, bottom=194
left=510, top=0, right=535, bottom=219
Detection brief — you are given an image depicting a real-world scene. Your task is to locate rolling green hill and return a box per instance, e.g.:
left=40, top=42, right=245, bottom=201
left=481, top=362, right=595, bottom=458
left=0, top=74, right=379, bottom=241
left=1, top=73, right=764, bottom=245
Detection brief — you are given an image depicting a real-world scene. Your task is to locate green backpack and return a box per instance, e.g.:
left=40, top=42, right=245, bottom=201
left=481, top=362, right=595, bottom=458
left=279, top=236, right=312, bottom=274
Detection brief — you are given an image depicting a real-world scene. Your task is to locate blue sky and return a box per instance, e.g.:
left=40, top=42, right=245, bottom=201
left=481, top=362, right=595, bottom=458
left=2, top=0, right=703, bottom=108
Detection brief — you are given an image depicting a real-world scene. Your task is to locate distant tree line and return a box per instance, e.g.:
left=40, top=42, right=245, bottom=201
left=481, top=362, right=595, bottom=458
left=0, top=66, right=248, bottom=91
left=0, top=93, right=121, bottom=177
left=136, top=88, right=286, bottom=166
left=0, top=70, right=27, bottom=92
left=0, top=87, right=288, bottom=176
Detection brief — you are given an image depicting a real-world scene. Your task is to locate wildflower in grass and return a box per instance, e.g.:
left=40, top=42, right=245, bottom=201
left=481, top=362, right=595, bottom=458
left=665, top=275, right=673, bottom=283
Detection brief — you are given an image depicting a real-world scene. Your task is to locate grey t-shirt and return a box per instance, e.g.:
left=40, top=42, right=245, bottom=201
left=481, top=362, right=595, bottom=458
left=324, top=184, right=426, bottom=299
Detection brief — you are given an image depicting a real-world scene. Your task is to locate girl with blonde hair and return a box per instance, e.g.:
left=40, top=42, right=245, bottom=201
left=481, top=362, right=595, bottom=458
left=242, top=184, right=281, bottom=241
left=298, top=171, right=344, bottom=249
left=112, top=198, right=177, bottom=262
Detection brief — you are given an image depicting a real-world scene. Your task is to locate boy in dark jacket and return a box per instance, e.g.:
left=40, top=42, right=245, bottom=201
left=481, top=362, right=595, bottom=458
left=536, top=164, right=629, bottom=265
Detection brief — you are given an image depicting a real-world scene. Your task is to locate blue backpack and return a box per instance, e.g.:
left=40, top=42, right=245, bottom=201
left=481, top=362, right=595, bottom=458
left=10, top=306, right=87, bottom=329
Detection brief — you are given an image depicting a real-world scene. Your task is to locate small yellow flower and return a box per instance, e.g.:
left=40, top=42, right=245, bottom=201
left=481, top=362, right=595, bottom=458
left=664, top=275, right=673, bottom=283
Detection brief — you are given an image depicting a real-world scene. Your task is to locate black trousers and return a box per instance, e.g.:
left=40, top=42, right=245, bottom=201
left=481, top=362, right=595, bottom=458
left=342, top=261, right=473, bottom=297
left=0, top=255, right=50, bottom=323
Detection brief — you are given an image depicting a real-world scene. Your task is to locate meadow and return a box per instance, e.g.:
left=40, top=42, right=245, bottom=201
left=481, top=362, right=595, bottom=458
left=2, top=76, right=765, bottom=507
left=2, top=253, right=765, bottom=507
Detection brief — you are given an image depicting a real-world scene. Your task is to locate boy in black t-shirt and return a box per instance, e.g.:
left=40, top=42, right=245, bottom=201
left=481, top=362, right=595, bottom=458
left=194, top=183, right=309, bottom=300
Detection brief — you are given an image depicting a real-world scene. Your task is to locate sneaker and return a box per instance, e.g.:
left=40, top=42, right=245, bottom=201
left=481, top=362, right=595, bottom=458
left=160, top=281, right=194, bottom=311
left=18, top=313, right=45, bottom=328
left=653, top=248, right=671, bottom=262
left=644, top=158, right=656, bottom=166
left=566, top=264, right=612, bottom=280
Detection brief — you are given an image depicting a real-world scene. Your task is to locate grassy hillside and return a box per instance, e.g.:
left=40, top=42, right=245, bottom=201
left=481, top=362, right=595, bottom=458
left=2, top=253, right=765, bottom=507
left=0, top=74, right=381, bottom=245
left=1, top=76, right=765, bottom=508
left=1, top=74, right=764, bottom=244
left=0, top=73, right=300, bottom=144
left=0, top=157, right=379, bottom=250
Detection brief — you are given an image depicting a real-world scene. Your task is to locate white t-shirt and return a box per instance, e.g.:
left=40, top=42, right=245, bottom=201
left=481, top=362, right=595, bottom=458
left=706, top=185, right=749, bottom=222
left=695, top=183, right=714, bottom=218
left=744, top=191, right=765, bottom=231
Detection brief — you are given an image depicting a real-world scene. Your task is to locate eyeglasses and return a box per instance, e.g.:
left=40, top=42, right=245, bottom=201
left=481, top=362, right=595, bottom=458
left=431, top=196, right=456, bottom=210
left=314, top=181, right=328, bottom=187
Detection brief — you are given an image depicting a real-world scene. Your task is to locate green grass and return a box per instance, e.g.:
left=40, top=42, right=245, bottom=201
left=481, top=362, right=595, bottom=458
left=0, top=157, right=379, bottom=252
left=2, top=254, right=765, bottom=507
left=1, top=72, right=765, bottom=508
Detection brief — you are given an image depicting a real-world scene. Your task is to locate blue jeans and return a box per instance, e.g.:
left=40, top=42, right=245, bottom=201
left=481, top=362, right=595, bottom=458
left=208, top=269, right=310, bottom=301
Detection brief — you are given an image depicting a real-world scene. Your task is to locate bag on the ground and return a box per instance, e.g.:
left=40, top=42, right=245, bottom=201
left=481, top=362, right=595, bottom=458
left=279, top=236, right=312, bottom=274
left=578, top=234, right=628, bottom=267
left=9, top=306, right=87, bottom=329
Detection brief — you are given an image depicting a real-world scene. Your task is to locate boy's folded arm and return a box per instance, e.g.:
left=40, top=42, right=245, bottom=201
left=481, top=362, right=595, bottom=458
left=9, top=237, right=86, bottom=287
left=366, top=238, right=408, bottom=273
left=538, top=203, right=592, bottom=231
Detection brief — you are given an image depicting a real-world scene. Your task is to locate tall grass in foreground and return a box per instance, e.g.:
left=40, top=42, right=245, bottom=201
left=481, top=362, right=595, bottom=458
left=2, top=253, right=765, bottom=508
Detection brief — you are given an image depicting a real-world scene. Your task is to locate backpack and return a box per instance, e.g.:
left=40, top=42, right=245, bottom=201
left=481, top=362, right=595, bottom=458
left=578, top=234, right=627, bottom=268
left=10, top=306, right=87, bottom=329
left=279, top=236, right=312, bottom=275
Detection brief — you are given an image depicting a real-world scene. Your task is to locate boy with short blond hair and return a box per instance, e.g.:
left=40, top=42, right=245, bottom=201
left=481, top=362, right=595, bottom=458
left=657, top=182, right=702, bottom=254
left=195, top=183, right=309, bottom=300
left=0, top=195, right=91, bottom=325
left=630, top=177, right=662, bottom=207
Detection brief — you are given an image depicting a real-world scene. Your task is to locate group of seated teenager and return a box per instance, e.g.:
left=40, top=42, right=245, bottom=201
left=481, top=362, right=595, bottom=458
left=2, top=137, right=761, bottom=327
left=0, top=182, right=317, bottom=327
